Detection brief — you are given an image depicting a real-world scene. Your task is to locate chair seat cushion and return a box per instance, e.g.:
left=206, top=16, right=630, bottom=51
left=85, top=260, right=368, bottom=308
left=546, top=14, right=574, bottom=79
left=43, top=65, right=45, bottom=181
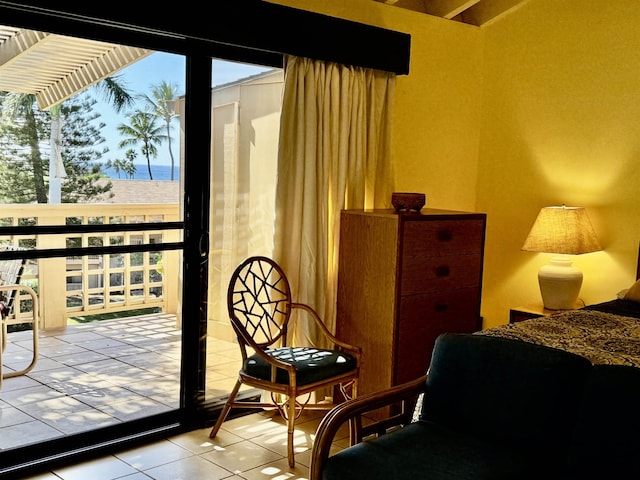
left=243, top=347, right=357, bottom=385
left=322, top=421, right=564, bottom=480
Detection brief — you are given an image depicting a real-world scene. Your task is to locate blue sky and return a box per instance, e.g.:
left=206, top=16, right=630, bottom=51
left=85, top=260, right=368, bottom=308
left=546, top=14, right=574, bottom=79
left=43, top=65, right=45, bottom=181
left=90, top=51, right=271, bottom=168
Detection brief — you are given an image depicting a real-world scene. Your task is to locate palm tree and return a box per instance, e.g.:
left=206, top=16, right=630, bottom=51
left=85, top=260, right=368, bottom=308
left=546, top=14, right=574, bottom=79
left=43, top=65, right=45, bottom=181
left=117, top=111, right=166, bottom=180
left=121, top=149, right=138, bottom=179
left=107, top=150, right=137, bottom=179
left=94, top=75, right=135, bottom=115
left=140, top=81, right=179, bottom=180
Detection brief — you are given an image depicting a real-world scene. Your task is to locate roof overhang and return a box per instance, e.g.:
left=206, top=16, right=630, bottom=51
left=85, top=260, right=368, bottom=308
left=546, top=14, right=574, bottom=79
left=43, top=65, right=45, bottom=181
left=0, top=26, right=152, bottom=110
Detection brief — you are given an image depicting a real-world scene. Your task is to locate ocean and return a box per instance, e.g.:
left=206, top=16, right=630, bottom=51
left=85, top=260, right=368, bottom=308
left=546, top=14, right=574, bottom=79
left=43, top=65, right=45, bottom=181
left=102, top=164, right=180, bottom=181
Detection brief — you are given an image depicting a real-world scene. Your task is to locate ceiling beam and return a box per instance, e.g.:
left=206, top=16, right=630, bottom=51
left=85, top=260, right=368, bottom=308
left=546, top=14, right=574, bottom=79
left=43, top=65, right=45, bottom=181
left=458, top=0, right=529, bottom=26
left=375, top=0, right=529, bottom=27
left=377, top=0, right=428, bottom=13
left=423, top=0, right=481, bottom=19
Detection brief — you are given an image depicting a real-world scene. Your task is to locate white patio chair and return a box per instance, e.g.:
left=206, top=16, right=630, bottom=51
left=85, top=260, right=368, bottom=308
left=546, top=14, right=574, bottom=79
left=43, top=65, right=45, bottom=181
left=0, top=246, right=39, bottom=389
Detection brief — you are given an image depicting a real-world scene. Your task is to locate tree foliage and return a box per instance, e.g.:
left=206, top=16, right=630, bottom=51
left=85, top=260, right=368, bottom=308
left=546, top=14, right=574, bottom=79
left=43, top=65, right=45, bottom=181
left=0, top=91, right=49, bottom=203
left=93, top=74, right=135, bottom=114
left=0, top=93, right=113, bottom=203
left=59, top=96, right=113, bottom=203
left=0, top=70, right=179, bottom=205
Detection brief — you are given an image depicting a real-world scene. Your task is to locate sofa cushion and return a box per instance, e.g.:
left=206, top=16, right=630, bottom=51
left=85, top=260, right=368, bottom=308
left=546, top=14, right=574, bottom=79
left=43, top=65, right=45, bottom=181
left=322, top=420, right=563, bottom=480
left=568, top=364, right=640, bottom=479
left=419, top=333, right=592, bottom=459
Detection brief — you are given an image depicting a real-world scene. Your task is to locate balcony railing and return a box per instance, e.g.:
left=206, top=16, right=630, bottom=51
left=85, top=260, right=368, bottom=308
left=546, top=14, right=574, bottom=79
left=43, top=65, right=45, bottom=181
left=0, top=203, right=181, bottom=331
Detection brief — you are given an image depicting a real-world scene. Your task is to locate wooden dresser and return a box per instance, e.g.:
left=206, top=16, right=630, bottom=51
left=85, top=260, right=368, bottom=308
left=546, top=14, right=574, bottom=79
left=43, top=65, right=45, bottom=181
left=336, top=208, right=486, bottom=396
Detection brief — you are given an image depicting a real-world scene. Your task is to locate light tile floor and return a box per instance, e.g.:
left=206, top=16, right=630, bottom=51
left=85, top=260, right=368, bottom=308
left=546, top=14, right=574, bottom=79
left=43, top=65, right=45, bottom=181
left=22, top=410, right=349, bottom=479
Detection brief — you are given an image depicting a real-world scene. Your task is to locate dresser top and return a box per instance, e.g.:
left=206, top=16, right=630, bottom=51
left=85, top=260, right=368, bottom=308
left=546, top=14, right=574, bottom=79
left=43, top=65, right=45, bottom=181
left=342, top=208, right=486, bottom=219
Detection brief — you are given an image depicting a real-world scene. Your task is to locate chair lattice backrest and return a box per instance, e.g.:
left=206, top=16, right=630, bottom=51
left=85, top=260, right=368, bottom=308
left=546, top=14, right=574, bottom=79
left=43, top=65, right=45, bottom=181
left=0, top=245, right=27, bottom=309
left=227, top=256, right=292, bottom=349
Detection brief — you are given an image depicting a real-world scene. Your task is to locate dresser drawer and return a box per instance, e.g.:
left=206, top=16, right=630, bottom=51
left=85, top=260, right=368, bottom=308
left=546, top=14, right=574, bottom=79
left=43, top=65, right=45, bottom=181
left=402, top=219, right=485, bottom=257
left=398, top=288, right=481, bottom=334
left=401, top=254, right=482, bottom=295
left=395, top=288, right=480, bottom=383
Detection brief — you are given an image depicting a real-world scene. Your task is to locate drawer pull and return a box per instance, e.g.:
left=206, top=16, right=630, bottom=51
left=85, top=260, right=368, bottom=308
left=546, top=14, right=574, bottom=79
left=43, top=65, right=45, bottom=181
left=438, top=230, right=453, bottom=242
left=434, top=303, right=449, bottom=312
left=435, top=265, right=450, bottom=277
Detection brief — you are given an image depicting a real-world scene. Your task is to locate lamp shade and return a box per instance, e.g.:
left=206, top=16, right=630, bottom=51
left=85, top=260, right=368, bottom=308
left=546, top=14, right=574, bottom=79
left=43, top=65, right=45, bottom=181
left=522, top=205, right=602, bottom=255
left=522, top=205, right=602, bottom=310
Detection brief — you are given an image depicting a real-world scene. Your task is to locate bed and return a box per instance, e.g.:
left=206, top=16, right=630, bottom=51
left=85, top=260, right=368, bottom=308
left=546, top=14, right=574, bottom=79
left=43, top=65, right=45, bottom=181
left=478, top=258, right=640, bottom=366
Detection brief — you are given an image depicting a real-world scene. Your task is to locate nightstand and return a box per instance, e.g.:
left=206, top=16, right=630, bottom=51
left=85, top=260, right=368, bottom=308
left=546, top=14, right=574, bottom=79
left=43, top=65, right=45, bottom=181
left=509, top=302, right=582, bottom=323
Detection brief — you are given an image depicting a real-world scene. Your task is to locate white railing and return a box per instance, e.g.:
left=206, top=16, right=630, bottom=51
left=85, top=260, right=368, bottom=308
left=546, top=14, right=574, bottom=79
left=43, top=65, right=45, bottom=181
left=0, top=203, right=181, bottom=330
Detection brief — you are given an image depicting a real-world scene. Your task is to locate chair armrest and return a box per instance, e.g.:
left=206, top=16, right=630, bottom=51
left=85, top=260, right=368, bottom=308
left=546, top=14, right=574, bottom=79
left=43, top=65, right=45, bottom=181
left=309, top=374, right=427, bottom=480
left=291, top=302, right=362, bottom=359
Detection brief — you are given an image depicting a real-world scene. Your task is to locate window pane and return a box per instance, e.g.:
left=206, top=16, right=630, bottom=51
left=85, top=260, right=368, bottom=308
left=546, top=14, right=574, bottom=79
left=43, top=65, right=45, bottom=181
left=204, top=60, right=282, bottom=402
left=0, top=26, right=185, bottom=452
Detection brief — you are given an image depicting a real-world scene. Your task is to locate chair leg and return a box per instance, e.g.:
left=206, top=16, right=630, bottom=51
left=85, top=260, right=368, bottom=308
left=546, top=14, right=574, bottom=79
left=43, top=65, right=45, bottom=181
left=209, top=379, right=242, bottom=439
left=1, top=321, right=6, bottom=353
left=340, top=379, right=357, bottom=401
left=286, top=394, right=297, bottom=468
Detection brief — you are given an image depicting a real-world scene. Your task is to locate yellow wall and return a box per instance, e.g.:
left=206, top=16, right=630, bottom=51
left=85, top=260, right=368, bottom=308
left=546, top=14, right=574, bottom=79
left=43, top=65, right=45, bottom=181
left=269, top=0, right=484, bottom=210
left=270, top=0, right=640, bottom=328
left=477, top=0, right=640, bottom=326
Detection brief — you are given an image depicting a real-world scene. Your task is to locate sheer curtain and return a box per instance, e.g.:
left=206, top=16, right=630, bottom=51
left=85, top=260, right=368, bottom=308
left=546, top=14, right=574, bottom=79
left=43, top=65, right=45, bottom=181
left=274, top=55, right=395, bottom=347
left=207, top=75, right=283, bottom=332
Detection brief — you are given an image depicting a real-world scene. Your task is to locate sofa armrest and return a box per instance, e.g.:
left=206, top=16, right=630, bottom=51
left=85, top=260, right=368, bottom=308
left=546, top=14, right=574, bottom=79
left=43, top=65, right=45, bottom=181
left=310, top=374, right=426, bottom=480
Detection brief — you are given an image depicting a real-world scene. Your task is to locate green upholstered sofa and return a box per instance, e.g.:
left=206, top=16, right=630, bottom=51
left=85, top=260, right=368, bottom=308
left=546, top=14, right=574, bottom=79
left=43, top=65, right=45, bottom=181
left=310, top=332, right=640, bottom=480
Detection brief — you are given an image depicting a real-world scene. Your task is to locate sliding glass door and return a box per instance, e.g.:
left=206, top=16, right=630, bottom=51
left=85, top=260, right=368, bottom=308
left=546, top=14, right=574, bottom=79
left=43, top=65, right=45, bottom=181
left=0, top=29, right=188, bottom=471
left=0, top=23, right=283, bottom=475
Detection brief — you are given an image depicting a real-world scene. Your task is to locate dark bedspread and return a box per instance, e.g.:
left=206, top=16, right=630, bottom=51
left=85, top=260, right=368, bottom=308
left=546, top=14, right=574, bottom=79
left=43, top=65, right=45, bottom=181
left=478, top=300, right=640, bottom=366
left=583, top=298, right=640, bottom=318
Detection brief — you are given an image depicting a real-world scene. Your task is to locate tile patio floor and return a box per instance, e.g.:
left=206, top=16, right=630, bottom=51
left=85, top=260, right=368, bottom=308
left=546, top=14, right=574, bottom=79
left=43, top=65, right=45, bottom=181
left=0, top=313, right=246, bottom=450
left=1, top=313, right=347, bottom=479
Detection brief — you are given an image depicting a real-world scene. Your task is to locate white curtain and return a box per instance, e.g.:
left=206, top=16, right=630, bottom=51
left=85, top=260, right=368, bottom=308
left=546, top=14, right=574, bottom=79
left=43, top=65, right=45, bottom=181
left=274, top=55, right=395, bottom=347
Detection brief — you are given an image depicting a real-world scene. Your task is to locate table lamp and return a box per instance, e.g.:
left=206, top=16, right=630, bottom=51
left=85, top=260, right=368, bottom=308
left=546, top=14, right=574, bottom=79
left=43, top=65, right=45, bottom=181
left=522, top=205, right=602, bottom=310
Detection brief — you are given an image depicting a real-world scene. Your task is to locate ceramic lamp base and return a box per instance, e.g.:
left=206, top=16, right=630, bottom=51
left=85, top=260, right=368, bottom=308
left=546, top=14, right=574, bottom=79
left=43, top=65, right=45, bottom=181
left=538, top=256, right=583, bottom=310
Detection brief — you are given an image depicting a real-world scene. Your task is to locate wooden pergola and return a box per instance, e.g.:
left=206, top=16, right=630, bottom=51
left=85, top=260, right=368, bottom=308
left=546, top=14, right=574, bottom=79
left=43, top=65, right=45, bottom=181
left=0, top=25, right=150, bottom=110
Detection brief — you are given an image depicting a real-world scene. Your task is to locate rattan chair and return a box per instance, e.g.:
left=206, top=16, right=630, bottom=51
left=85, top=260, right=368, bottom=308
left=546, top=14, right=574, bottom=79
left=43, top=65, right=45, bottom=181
left=209, top=256, right=361, bottom=467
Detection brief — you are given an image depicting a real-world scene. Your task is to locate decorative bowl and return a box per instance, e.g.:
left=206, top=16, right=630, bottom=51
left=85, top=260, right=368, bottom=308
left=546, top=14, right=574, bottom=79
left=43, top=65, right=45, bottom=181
left=391, top=192, right=426, bottom=212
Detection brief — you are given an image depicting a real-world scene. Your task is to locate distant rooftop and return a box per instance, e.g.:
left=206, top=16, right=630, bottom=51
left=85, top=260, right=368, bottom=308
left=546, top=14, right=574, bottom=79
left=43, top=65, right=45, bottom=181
left=94, top=179, right=180, bottom=204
